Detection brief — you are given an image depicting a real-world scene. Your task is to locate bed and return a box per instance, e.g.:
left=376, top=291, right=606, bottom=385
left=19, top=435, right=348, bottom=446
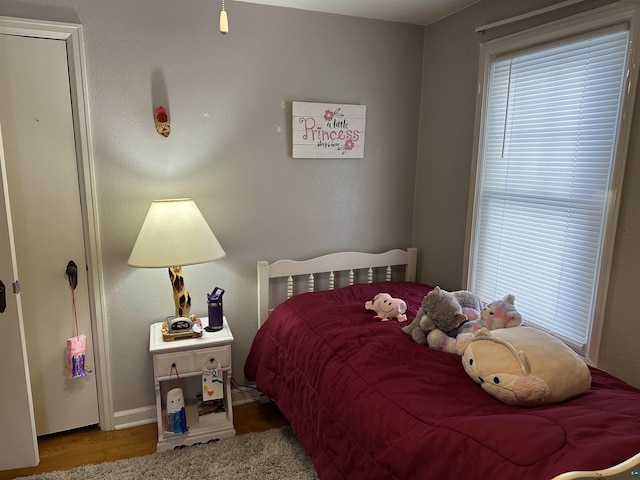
left=244, top=248, right=640, bottom=480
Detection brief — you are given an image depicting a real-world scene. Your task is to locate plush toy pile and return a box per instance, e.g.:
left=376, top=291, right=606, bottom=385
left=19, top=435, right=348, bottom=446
left=402, top=286, right=481, bottom=345
left=402, top=286, right=523, bottom=354
left=428, top=294, right=523, bottom=354
left=393, top=286, right=591, bottom=406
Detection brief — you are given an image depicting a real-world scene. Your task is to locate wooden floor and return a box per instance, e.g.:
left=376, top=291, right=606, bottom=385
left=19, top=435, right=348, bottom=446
left=0, top=401, right=288, bottom=480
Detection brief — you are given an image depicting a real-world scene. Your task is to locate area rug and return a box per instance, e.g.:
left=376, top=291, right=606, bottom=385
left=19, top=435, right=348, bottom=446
left=17, top=426, right=318, bottom=479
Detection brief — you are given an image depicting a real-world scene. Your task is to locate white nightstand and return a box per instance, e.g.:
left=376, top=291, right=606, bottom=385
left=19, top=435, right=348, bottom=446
left=149, top=317, right=235, bottom=451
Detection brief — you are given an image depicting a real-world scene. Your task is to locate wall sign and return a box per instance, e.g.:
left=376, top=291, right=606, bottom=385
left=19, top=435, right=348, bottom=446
left=292, top=102, right=366, bottom=158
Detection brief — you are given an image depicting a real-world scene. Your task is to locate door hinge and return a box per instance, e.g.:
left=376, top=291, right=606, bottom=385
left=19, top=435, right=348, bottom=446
left=12, top=280, right=20, bottom=294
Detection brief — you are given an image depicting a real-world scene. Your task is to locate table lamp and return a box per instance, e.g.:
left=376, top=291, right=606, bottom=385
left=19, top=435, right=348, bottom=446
left=128, top=198, right=226, bottom=322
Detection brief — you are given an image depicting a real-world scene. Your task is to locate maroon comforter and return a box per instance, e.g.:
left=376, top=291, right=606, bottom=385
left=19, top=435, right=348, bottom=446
left=245, top=282, right=640, bottom=480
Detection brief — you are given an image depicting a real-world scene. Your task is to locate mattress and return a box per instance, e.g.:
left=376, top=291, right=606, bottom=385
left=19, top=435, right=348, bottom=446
left=245, top=282, right=640, bottom=479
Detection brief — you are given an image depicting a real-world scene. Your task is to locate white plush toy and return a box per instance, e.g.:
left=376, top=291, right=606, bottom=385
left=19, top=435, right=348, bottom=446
left=461, top=326, right=592, bottom=407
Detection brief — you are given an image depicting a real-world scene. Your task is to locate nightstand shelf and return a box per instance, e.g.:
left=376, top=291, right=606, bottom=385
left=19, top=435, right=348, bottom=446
left=149, top=317, right=235, bottom=451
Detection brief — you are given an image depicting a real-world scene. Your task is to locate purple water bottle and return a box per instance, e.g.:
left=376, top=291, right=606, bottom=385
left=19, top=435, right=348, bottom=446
left=206, top=287, right=224, bottom=332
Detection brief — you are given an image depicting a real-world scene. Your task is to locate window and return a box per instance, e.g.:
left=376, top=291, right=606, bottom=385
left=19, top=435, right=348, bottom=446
left=466, top=4, right=640, bottom=362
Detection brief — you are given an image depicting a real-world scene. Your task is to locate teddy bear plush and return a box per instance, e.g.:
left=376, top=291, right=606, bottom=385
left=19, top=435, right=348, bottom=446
left=364, top=293, right=408, bottom=322
left=461, top=326, right=592, bottom=407
left=402, top=286, right=482, bottom=345
left=427, top=294, right=522, bottom=354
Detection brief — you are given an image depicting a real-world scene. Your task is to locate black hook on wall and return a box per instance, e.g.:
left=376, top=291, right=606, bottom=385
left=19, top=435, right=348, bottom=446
left=0, top=280, right=6, bottom=313
left=66, top=260, right=78, bottom=290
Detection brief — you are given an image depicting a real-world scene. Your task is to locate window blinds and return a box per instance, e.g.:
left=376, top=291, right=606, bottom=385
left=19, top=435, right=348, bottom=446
left=470, top=27, right=629, bottom=352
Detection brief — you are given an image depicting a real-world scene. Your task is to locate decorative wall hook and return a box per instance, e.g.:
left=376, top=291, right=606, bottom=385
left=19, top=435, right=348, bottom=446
left=155, top=106, right=170, bottom=137
left=66, top=260, right=78, bottom=289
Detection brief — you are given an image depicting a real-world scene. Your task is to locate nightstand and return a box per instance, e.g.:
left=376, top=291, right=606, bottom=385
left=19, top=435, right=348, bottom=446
left=149, top=317, right=235, bottom=451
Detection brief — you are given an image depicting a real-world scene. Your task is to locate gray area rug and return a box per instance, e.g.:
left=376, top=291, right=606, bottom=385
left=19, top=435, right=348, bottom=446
left=18, top=426, right=318, bottom=479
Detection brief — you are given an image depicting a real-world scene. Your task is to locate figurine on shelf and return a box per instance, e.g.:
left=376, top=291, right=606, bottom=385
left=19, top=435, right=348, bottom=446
left=166, top=387, right=188, bottom=434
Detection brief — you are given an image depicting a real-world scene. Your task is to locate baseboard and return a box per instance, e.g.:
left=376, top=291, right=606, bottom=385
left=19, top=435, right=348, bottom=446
left=111, top=388, right=265, bottom=431
left=231, top=385, right=262, bottom=405
left=112, top=405, right=156, bottom=430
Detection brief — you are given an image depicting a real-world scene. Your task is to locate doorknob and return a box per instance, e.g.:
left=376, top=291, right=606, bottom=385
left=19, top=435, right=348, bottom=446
left=0, top=280, right=5, bottom=313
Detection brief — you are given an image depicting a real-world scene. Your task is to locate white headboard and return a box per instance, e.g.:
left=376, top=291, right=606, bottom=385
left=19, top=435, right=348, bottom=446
left=257, top=247, right=418, bottom=328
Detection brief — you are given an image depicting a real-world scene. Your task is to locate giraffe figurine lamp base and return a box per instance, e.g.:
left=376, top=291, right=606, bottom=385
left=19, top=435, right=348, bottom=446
left=169, top=266, right=191, bottom=318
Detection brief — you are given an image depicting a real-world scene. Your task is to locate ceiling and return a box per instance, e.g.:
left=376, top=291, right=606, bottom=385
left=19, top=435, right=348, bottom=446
left=233, top=0, right=483, bottom=26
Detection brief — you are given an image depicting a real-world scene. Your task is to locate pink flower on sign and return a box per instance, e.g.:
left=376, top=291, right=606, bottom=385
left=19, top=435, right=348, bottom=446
left=337, top=138, right=357, bottom=155
left=324, top=110, right=334, bottom=122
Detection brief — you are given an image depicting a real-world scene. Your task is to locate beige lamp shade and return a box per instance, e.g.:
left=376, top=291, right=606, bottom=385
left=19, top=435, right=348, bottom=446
left=128, top=198, right=226, bottom=268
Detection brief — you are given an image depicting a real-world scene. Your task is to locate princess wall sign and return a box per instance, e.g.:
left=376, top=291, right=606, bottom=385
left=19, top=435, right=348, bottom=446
left=292, top=101, right=366, bottom=158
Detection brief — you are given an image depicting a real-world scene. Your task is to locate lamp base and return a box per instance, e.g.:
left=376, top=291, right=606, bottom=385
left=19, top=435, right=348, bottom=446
left=169, top=266, right=192, bottom=318
left=204, top=325, right=223, bottom=333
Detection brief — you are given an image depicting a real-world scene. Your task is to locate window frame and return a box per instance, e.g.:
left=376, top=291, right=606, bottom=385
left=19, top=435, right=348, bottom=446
left=463, top=1, right=640, bottom=364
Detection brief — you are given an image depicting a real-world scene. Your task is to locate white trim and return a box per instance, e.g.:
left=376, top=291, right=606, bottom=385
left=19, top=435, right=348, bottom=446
left=464, top=1, right=640, bottom=365
left=111, top=392, right=263, bottom=430
left=112, top=406, right=156, bottom=430
left=231, top=386, right=262, bottom=406
left=475, top=0, right=586, bottom=32
left=0, top=16, right=113, bottom=430
left=589, top=2, right=640, bottom=365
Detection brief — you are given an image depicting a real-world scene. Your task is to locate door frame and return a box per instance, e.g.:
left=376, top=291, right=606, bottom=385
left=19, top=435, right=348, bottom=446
left=0, top=16, right=113, bottom=430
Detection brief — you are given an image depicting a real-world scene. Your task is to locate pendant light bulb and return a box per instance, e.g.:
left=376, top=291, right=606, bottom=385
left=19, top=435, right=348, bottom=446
left=220, top=0, right=228, bottom=34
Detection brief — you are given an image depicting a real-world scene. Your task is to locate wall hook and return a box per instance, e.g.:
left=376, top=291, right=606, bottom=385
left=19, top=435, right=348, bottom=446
left=66, top=260, right=78, bottom=289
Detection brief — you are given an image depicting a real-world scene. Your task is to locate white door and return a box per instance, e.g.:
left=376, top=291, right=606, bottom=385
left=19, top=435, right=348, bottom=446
left=0, top=125, right=39, bottom=469
left=0, top=33, right=99, bottom=435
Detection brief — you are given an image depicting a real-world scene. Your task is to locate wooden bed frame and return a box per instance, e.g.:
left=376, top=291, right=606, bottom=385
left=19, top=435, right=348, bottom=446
left=254, top=247, right=640, bottom=480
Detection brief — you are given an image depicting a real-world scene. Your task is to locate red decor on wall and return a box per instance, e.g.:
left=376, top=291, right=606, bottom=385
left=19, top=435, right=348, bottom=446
left=155, top=106, right=170, bottom=137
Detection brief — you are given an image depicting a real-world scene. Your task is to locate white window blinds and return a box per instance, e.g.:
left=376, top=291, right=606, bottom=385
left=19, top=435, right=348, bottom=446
left=469, top=27, right=630, bottom=353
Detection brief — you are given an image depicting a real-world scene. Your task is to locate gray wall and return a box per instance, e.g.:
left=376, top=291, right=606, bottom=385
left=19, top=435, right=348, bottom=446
left=4, top=0, right=639, bottom=424
left=1, top=1, right=423, bottom=415
left=414, top=0, right=640, bottom=388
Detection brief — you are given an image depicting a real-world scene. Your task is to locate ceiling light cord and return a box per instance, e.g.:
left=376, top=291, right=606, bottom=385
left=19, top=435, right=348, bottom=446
left=220, top=0, right=229, bottom=34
